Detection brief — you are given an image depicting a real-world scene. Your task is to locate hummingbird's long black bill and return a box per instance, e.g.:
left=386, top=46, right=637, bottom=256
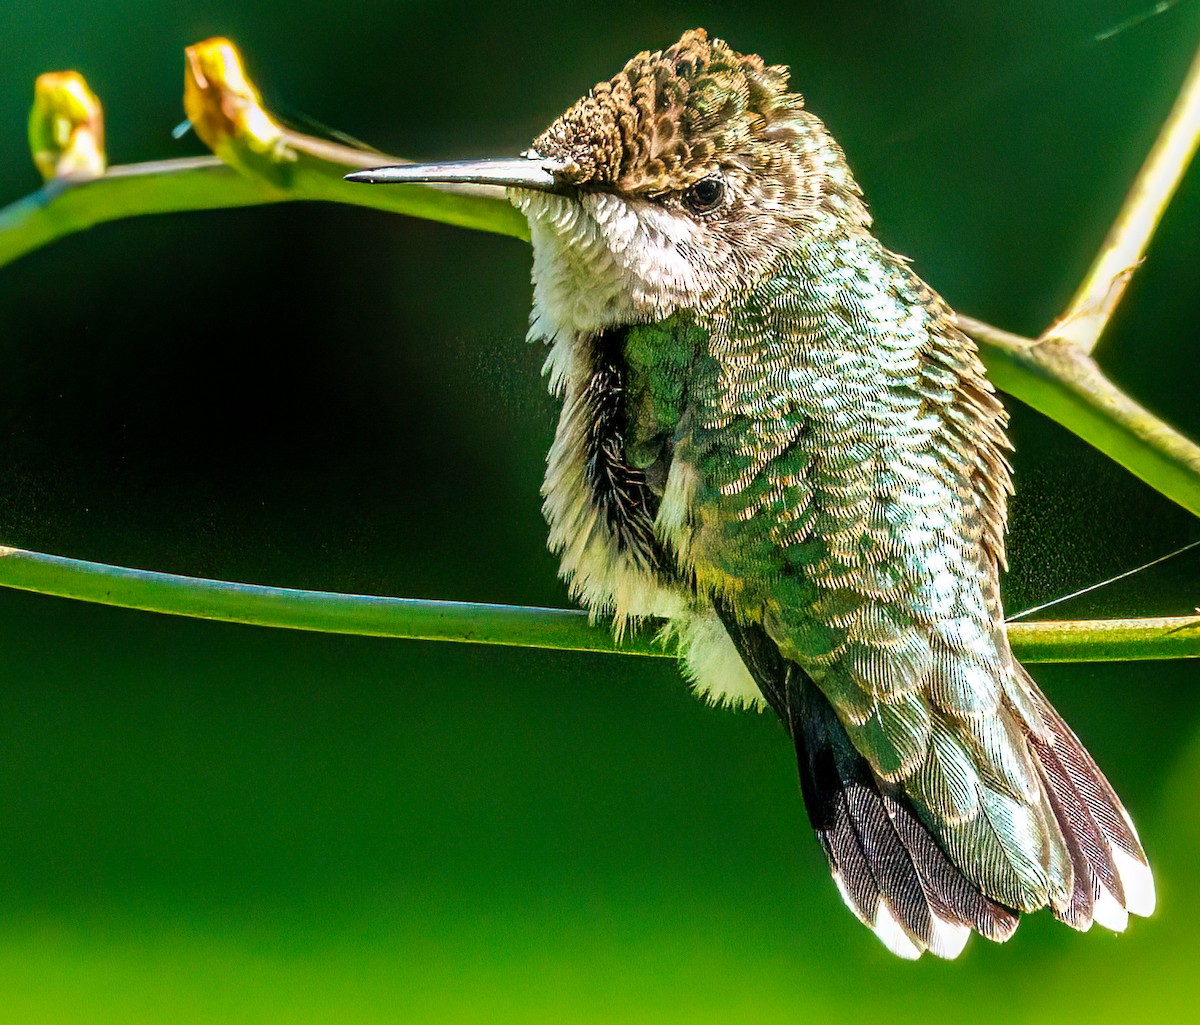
left=344, top=156, right=567, bottom=190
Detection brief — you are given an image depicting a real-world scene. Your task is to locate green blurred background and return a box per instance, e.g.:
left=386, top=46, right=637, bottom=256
left=0, top=0, right=1198, bottom=1021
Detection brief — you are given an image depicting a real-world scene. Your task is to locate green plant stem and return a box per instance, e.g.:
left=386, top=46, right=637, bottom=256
left=1008, top=615, right=1200, bottom=663
left=1046, top=37, right=1200, bottom=353
left=961, top=316, right=1200, bottom=519
left=0, top=148, right=527, bottom=270
left=0, top=545, right=640, bottom=655
left=0, top=546, right=1195, bottom=663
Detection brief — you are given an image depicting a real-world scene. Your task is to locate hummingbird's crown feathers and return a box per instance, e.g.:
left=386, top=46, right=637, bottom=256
left=532, top=28, right=803, bottom=194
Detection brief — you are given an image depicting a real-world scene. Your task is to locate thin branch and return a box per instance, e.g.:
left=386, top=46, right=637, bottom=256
left=1045, top=37, right=1200, bottom=353
left=1, top=158, right=278, bottom=268
left=961, top=316, right=1200, bottom=519
left=0, top=154, right=527, bottom=272
left=0, top=546, right=1194, bottom=663
left=0, top=546, right=636, bottom=656
left=1005, top=613, right=1200, bottom=664
left=0, top=158, right=529, bottom=269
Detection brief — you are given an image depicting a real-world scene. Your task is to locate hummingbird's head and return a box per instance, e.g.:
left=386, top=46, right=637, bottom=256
left=348, top=29, right=869, bottom=331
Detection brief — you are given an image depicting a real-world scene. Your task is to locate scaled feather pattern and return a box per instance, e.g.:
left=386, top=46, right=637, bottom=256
left=510, top=28, right=1154, bottom=958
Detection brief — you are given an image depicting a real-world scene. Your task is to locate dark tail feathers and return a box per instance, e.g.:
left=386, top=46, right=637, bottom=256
left=719, top=609, right=1018, bottom=959
left=718, top=610, right=1153, bottom=958
left=789, top=667, right=1019, bottom=958
left=1021, top=667, right=1155, bottom=933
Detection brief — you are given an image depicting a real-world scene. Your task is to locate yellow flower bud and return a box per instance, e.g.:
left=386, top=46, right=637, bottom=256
left=184, top=38, right=293, bottom=186
left=29, top=71, right=106, bottom=182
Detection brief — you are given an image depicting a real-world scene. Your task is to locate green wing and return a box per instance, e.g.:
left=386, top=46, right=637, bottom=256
left=680, top=233, right=1075, bottom=914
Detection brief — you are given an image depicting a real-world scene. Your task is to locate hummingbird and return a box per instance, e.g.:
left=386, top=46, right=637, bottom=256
left=347, top=28, right=1154, bottom=959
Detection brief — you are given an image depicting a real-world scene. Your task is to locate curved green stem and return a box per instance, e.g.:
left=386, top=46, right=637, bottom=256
left=0, top=150, right=526, bottom=270
left=0, top=546, right=1194, bottom=663
left=1007, top=614, right=1200, bottom=663
left=0, top=545, right=663, bottom=655
left=1045, top=37, right=1200, bottom=353
left=962, top=317, right=1200, bottom=519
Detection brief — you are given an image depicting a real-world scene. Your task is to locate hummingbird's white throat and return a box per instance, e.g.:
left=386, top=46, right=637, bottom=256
left=511, top=186, right=766, bottom=711
left=513, top=189, right=717, bottom=346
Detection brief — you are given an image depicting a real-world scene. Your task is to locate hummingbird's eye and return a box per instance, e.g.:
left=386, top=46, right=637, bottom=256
left=684, top=176, right=725, bottom=214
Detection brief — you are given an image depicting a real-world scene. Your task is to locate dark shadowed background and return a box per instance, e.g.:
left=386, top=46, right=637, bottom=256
left=1, top=1, right=1198, bottom=1021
